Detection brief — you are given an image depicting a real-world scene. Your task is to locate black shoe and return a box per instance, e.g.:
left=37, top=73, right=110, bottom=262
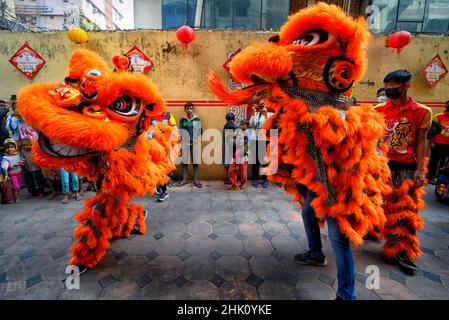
left=157, top=192, right=169, bottom=202
left=224, top=179, right=231, bottom=185
left=396, top=252, right=418, bottom=271
left=294, top=250, right=327, bottom=267
left=194, top=180, right=203, bottom=188
left=155, top=186, right=162, bottom=195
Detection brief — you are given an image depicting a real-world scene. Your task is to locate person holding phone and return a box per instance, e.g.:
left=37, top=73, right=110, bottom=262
left=248, top=101, right=273, bottom=188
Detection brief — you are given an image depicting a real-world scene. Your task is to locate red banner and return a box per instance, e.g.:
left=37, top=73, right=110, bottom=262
left=126, top=46, right=154, bottom=74
left=9, top=43, right=46, bottom=79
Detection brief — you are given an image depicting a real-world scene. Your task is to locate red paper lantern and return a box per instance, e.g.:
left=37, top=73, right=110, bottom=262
left=387, top=31, right=412, bottom=53
left=176, top=26, right=195, bottom=50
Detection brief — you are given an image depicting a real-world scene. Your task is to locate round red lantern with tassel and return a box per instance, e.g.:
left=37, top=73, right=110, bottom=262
left=387, top=31, right=412, bottom=53
left=176, top=26, right=195, bottom=50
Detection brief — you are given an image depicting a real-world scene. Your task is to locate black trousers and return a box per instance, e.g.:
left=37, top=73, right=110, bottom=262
left=24, top=170, right=46, bottom=195
left=428, top=143, right=449, bottom=180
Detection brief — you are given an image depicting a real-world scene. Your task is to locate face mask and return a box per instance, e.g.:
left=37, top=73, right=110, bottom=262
left=385, top=87, right=403, bottom=100
left=377, top=95, right=388, bottom=103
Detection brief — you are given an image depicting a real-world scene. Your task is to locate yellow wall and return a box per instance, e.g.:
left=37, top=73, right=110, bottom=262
left=1, top=30, right=448, bottom=179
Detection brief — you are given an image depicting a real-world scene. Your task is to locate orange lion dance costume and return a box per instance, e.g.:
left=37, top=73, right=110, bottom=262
left=17, top=49, right=176, bottom=271
left=209, top=3, right=391, bottom=245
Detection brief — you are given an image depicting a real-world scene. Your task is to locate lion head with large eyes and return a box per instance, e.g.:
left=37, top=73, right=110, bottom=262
left=17, top=49, right=165, bottom=168
left=209, top=2, right=369, bottom=104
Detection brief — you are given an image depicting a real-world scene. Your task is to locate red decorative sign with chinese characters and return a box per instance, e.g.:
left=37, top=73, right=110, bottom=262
left=422, top=54, right=448, bottom=88
left=126, top=46, right=154, bottom=74
left=9, top=43, right=46, bottom=79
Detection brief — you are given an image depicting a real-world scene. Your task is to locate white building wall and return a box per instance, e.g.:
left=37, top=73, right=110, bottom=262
left=134, top=0, right=161, bottom=29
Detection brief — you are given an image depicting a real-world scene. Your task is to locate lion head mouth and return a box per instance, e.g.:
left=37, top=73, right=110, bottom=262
left=38, top=133, right=97, bottom=158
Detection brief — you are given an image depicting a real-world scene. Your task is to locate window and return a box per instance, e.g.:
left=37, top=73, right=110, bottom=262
left=201, top=0, right=289, bottom=30
left=162, top=0, right=197, bottom=29
left=369, top=0, right=449, bottom=33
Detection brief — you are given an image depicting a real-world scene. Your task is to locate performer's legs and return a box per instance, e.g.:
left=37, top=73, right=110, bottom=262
left=383, top=170, right=424, bottom=269
left=327, top=217, right=356, bottom=300
left=297, top=189, right=326, bottom=261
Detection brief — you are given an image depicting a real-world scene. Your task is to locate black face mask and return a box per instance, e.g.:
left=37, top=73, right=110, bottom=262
left=385, top=87, right=403, bottom=100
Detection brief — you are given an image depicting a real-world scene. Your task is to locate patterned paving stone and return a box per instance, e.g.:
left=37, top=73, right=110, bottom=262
left=239, top=250, right=254, bottom=261
left=258, top=281, right=299, bottom=300
left=234, top=233, right=247, bottom=241
left=215, top=256, right=251, bottom=281
left=209, top=250, right=222, bottom=261
left=296, top=280, right=336, bottom=300
left=213, top=223, right=238, bottom=237
left=184, top=256, right=216, bottom=281
left=145, top=250, right=159, bottom=261
left=179, top=232, right=192, bottom=240
left=218, top=280, right=259, bottom=300
left=209, top=273, right=226, bottom=288
left=243, top=237, right=273, bottom=256
left=176, top=250, right=192, bottom=261
left=187, top=222, right=212, bottom=236
left=173, top=274, right=189, bottom=288
left=99, top=275, right=115, bottom=289
left=238, top=223, right=265, bottom=237
left=208, top=233, right=219, bottom=240
left=1, top=182, right=448, bottom=300
left=215, top=237, right=243, bottom=256
left=246, top=274, right=263, bottom=288
left=99, top=281, right=141, bottom=300
left=146, top=256, right=185, bottom=282
left=26, top=274, right=43, bottom=288
left=135, top=274, right=152, bottom=288
left=113, top=251, right=128, bottom=262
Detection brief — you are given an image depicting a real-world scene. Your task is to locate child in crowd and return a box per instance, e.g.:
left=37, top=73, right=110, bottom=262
left=20, top=139, right=45, bottom=198
left=228, top=120, right=249, bottom=190
left=222, top=112, right=239, bottom=185
left=1, top=139, right=23, bottom=203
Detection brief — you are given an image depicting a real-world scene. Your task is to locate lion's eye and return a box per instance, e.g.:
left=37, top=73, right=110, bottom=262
left=109, top=96, right=141, bottom=117
left=87, top=69, right=102, bottom=77
left=292, top=30, right=332, bottom=46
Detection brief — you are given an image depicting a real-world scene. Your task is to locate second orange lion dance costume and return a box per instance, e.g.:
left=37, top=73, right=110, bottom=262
left=210, top=3, right=426, bottom=266
left=18, top=50, right=177, bottom=270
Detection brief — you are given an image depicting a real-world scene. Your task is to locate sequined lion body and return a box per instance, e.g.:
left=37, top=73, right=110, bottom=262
left=209, top=3, right=391, bottom=245
left=18, top=49, right=176, bottom=269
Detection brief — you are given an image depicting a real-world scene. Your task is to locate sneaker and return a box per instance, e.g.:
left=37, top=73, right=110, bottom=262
left=155, top=186, right=162, bottom=195
left=396, top=252, right=418, bottom=271
left=294, top=250, right=327, bottom=267
left=194, top=180, right=203, bottom=188
left=262, top=180, right=269, bottom=188
left=251, top=180, right=259, bottom=188
left=157, top=192, right=169, bottom=202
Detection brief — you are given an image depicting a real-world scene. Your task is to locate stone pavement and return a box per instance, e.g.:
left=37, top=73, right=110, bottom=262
left=0, top=181, right=448, bottom=300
